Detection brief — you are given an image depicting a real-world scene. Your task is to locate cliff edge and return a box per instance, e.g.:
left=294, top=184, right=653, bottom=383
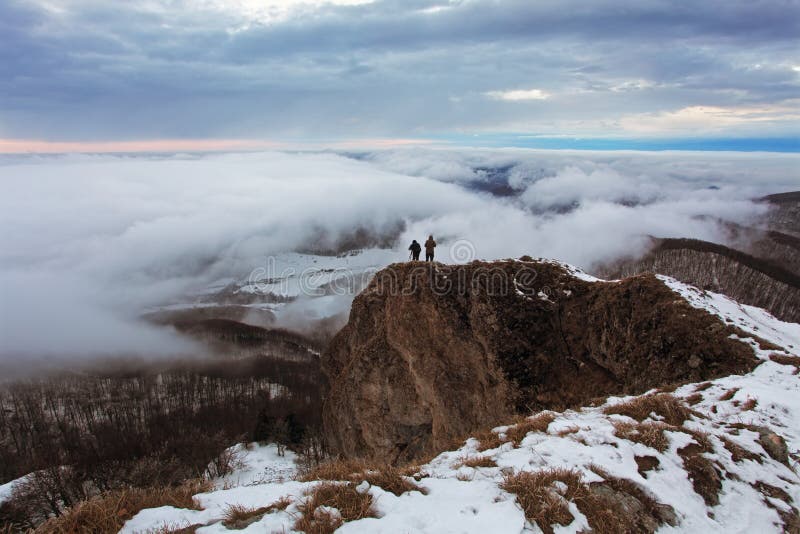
left=322, top=260, right=759, bottom=462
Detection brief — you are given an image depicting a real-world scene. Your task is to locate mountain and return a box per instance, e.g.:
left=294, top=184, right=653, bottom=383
left=115, top=263, right=800, bottom=534
left=596, top=191, right=800, bottom=323
left=599, top=237, right=800, bottom=323
left=322, top=260, right=759, bottom=463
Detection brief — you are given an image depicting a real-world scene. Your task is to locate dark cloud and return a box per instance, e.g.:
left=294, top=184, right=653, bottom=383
left=0, top=0, right=798, bottom=140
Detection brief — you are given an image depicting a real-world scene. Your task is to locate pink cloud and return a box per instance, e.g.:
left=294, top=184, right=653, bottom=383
left=0, top=137, right=440, bottom=154
left=0, top=138, right=288, bottom=154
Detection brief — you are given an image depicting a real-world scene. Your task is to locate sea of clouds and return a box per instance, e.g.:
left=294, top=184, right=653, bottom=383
left=1, top=148, right=797, bottom=359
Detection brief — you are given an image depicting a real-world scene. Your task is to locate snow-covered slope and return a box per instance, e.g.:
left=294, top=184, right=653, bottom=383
left=123, top=276, right=800, bottom=534
left=148, top=249, right=400, bottom=325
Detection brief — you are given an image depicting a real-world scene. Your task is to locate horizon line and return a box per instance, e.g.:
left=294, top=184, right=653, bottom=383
left=0, top=136, right=797, bottom=155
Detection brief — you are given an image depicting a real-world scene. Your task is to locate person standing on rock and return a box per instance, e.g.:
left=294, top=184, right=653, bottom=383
left=408, top=239, right=422, bottom=261
left=424, top=235, right=436, bottom=262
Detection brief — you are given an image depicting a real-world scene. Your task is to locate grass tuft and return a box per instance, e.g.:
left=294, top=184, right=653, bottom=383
left=298, top=459, right=425, bottom=496
left=455, top=456, right=498, bottom=469
left=36, top=480, right=210, bottom=534
left=612, top=420, right=672, bottom=452
left=473, top=428, right=507, bottom=452
left=604, top=393, right=693, bottom=426
left=294, top=482, right=376, bottom=534
left=505, top=412, right=556, bottom=446
left=721, top=437, right=763, bottom=464
left=501, top=469, right=582, bottom=534
left=222, top=496, right=292, bottom=529
left=719, top=388, right=740, bottom=401
left=677, top=444, right=722, bottom=506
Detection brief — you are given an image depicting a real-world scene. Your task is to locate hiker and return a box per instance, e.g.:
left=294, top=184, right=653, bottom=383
left=408, top=239, right=421, bottom=261
left=424, top=235, right=436, bottom=262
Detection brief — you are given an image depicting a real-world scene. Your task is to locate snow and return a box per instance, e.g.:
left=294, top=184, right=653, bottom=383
left=213, top=443, right=298, bottom=488
left=0, top=475, right=28, bottom=506
left=123, top=276, right=799, bottom=533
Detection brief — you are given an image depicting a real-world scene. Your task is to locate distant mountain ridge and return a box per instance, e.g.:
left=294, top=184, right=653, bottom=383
left=596, top=191, right=800, bottom=323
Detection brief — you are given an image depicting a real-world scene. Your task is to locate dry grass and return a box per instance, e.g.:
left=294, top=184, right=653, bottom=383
left=555, top=426, right=580, bottom=437
left=361, top=467, right=427, bottom=496
left=222, top=496, right=292, bottom=529
left=298, top=459, right=424, bottom=496
left=501, top=469, right=583, bottom=534
left=634, top=455, right=660, bottom=476
left=299, top=458, right=374, bottom=482
left=503, top=466, right=676, bottom=534
left=612, top=420, right=672, bottom=452
left=37, top=480, right=210, bottom=534
left=455, top=456, right=498, bottom=469
left=752, top=481, right=800, bottom=532
left=145, top=523, right=202, bottom=533
left=741, top=397, right=758, bottom=411
left=678, top=444, right=722, bottom=506
left=721, top=437, right=763, bottom=464
left=505, top=412, right=556, bottom=446
left=681, top=427, right=714, bottom=453
left=719, top=387, right=740, bottom=401
left=769, top=353, right=800, bottom=374
left=694, top=382, right=713, bottom=392
left=585, top=465, right=676, bottom=530
left=604, top=393, right=693, bottom=426
left=294, top=482, right=376, bottom=534
left=473, top=427, right=506, bottom=452
left=684, top=393, right=703, bottom=405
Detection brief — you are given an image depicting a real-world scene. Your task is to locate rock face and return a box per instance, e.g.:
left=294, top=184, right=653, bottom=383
left=322, top=260, right=757, bottom=462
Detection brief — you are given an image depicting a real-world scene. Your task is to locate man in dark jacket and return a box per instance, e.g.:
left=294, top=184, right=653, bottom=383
left=424, top=235, right=436, bottom=261
left=408, top=239, right=421, bottom=261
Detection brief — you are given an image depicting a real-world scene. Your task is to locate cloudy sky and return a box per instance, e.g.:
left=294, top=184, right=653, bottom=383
left=1, top=0, right=799, bottom=151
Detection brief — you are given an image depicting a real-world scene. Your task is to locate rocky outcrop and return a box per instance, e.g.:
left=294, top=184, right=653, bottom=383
left=599, top=238, right=800, bottom=323
left=322, top=260, right=757, bottom=462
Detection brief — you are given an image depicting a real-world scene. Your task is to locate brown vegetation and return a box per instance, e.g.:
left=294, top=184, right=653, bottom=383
left=635, top=455, right=660, bottom=476
left=474, top=428, right=506, bottom=452
left=455, top=456, right=498, bottom=469
left=719, top=388, right=740, bottom=401
left=770, top=353, right=800, bottom=373
left=505, top=413, right=556, bottom=446
left=721, top=437, right=763, bottom=464
left=604, top=393, right=693, bottom=426
left=685, top=393, right=703, bottom=405
left=741, top=397, right=758, bottom=411
left=682, top=427, right=714, bottom=454
left=35, top=480, right=210, bottom=534
left=294, top=482, right=376, bottom=534
left=612, top=421, right=672, bottom=452
left=501, top=469, right=582, bottom=534
left=678, top=444, right=722, bottom=506
left=298, top=459, right=425, bottom=496
left=752, top=481, right=800, bottom=533
left=0, top=354, right=323, bottom=529
left=502, top=467, right=676, bottom=534
left=221, top=497, right=292, bottom=529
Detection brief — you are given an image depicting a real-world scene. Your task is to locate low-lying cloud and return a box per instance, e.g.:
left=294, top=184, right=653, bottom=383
left=0, top=149, right=797, bottom=359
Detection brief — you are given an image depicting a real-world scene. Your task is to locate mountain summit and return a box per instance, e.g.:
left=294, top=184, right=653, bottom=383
left=322, top=259, right=759, bottom=462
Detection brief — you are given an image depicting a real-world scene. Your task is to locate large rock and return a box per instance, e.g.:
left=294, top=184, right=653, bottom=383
left=322, top=260, right=758, bottom=462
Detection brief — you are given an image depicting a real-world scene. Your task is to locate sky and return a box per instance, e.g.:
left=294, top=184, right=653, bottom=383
left=1, top=0, right=799, bottom=152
